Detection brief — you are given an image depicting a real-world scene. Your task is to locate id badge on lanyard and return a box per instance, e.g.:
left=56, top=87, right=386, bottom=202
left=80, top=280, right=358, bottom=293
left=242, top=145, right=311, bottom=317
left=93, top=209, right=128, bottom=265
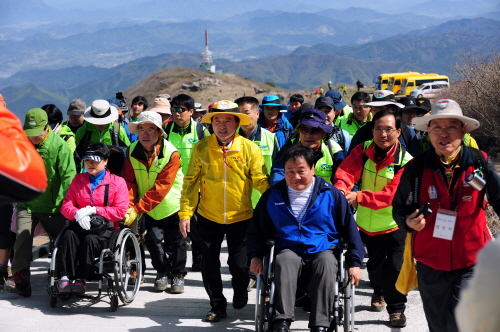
left=433, top=208, right=457, bottom=241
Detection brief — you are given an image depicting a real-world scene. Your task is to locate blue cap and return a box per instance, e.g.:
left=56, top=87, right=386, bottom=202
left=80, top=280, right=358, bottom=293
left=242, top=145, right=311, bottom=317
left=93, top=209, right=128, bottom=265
left=298, top=109, right=333, bottom=134
left=325, top=90, right=347, bottom=111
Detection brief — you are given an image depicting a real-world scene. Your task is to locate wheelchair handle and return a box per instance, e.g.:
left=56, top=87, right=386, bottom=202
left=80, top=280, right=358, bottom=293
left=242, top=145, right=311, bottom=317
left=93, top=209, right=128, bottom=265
left=266, top=239, right=275, bottom=246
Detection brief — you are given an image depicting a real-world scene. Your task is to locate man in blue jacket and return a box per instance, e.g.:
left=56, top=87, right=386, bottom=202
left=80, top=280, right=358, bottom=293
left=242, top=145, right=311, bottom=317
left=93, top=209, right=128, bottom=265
left=247, top=145, right=364, bottom=332
left=257, top=95, right=293, bottom=148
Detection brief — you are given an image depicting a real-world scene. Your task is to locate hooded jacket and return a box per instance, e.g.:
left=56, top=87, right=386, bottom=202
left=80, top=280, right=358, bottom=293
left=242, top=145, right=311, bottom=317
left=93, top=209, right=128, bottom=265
left=18, top=130, right=76, bottom=213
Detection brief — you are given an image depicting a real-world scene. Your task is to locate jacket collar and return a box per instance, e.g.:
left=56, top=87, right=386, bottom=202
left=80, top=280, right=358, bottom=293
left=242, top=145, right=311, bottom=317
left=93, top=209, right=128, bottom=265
left=364, top=140, right=403, bottom=170
left=274, top=175, right=331, bottom=209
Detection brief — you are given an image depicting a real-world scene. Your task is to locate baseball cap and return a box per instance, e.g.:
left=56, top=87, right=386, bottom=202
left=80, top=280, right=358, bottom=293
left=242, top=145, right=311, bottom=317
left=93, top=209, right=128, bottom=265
left=397, top=96, right=427, bottom=114
left=23, top=108, right=48, bottom=137
left=67, top=98, right=86, bottom=116
left=324, top=90, right=347, bottom=111
left=315, top=96, right=335, bottom=110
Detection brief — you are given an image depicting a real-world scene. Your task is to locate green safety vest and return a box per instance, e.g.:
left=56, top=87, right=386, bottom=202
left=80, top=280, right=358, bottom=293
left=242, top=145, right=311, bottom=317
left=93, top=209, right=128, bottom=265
left=248, top=127, right=276, bottom=208
left=165, top=120, right=207, bottom=176
left=291, top=137, right=342, bottom=184
left=357, top=141, right=412, bottom=233
left=129, top=139, right=184, bottom=220
left=338, top=113, right=371, bottom=138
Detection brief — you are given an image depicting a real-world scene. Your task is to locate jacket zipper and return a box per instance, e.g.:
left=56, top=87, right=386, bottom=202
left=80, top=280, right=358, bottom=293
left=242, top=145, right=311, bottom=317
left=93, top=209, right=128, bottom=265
left=223, top=152, right=227, bottom=224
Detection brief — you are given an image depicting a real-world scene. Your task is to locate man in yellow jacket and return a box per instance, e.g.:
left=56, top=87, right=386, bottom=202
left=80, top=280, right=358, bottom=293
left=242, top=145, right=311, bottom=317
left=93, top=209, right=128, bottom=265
left=179, top=100, right=269, bottom=322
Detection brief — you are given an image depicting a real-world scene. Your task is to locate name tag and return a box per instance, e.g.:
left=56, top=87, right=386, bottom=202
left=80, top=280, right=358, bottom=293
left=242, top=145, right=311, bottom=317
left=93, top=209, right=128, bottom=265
left=433, top=208, right=457, bottom=241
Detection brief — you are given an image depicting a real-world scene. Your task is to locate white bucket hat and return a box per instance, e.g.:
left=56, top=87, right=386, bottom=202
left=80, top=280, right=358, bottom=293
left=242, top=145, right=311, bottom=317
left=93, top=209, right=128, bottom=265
left=84, top=100, right=118, bottom=125
left=128, top=111, right=167, bottom=137
left=413, top=99, right=480, bottom=133
left=364, top=90, right=404, bottom=108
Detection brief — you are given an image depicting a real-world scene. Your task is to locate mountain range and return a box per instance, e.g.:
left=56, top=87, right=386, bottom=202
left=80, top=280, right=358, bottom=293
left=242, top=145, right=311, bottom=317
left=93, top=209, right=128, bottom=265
left=1, top=2, right=499, bottom=117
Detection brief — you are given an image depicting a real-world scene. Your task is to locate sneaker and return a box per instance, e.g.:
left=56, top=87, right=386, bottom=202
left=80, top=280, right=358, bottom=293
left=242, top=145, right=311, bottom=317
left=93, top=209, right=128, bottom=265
left=4, top=270, right=31, bottom=297
left=170, top=275, right=185, bottom=294
left=128, top=270, right=146, bottom=285
left=247, top=278, right=256, bottom=292
left=0, top=266, right=8, bottom=286
left=233, top=291, right=248, bottom=309
left=205, top=308, right=227, bottom=322
left=371, top=293, right=386, bottom=312
left=154, top=271, right=169, bottom=291
left=73, top=279, right=86, bottom=294
left=192, top=252, right=202, bottom=272
left=390, top=312, right=407, bottom=327
left=58, top=279, right=72, bottom=293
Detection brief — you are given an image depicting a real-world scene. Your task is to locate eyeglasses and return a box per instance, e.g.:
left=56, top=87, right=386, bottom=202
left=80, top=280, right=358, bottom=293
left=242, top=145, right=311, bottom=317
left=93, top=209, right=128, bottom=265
left=429, top=125, right=460, bottom=134
left=172, top=106, right=189, bottom=113
left=299, top=127, right=322, bottom=135
left=138, top=128, right=158, bottom=135
left=373, top=128, right=397, bottom=135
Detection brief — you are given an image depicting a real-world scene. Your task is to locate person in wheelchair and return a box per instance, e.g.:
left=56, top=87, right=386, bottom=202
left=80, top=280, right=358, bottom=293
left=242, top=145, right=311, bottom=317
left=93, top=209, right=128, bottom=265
left=247, top=145, right=365, bottom=332
left=57, top=142, right=129, bottom=294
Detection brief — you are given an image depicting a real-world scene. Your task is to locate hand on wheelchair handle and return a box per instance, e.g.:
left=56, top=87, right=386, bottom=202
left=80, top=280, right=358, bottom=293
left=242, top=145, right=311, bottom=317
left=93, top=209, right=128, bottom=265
left=349, top=266, right=362, bottom=286
left=123, top=207, right=138, bottom=226
left=77, top=215, right=91, bottom=230
left=250, top=257, right=263, bottom=276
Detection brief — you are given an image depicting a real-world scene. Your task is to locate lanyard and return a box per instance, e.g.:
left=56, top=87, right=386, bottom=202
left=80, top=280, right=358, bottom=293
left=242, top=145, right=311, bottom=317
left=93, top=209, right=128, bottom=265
left=221, top=137, right=235, bottom=168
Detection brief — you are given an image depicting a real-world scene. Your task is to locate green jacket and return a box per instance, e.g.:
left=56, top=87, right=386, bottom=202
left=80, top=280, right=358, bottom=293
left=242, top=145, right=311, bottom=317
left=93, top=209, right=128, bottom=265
left=19, top=130, right=76, bottom=213
left=58, top=124, right=76, bottom=153
left=75, top=121, right=130, bottom=156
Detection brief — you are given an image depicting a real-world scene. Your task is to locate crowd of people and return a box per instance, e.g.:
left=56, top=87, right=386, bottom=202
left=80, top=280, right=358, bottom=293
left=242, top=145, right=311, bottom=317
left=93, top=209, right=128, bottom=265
left=0, top=86, right=499, bottom=332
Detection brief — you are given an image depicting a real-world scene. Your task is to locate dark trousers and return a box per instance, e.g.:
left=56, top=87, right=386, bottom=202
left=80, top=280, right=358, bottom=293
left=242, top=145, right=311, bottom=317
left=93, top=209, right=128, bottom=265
left=196, top=214, right=250, bottom=310
left=360, top=228, right=407, bottom=314
left=144, top=212, right=186, bottom=276
left=0, top=204, right=14, bottom=250
left=56, top=228, right=112, bottom=279
left=417, top=261, right=474, bottom=332
left=274, top=249, right=338, bottom=328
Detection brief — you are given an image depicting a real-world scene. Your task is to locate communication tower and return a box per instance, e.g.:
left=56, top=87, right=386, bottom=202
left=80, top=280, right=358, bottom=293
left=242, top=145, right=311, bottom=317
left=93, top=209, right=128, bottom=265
left=200, top=29, right=216, bottom=73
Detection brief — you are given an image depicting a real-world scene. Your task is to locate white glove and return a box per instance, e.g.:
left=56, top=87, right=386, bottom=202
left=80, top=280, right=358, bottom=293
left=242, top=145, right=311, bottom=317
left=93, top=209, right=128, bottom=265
left=74, top=206, right=96, bottom=221
left=86, top=206, right=97, bottom=215
left=77, top=215, right=91, bottom=230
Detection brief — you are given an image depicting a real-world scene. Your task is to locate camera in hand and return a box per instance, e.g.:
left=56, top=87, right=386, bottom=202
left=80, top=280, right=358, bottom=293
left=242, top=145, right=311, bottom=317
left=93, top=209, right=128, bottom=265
left=417, top=201, right=432, bottom=217
left=115, top=91, right=129, bottom=113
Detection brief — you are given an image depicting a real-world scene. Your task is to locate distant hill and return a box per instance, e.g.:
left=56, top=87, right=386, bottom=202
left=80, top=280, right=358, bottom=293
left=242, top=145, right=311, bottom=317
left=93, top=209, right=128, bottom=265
left=291, top=18, right=500, bottom=76
left=218, top=53, right=421, bottom=90
left=0, top=53, right=201, bottom=116
left=0, top=8, right=468, bottom=77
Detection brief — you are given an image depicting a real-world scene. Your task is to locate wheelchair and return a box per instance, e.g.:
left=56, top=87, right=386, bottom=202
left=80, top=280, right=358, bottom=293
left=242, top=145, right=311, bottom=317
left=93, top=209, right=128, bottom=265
left=46, top=225, right=142, bottom=311
left=254, top=240, right=355, bottom=332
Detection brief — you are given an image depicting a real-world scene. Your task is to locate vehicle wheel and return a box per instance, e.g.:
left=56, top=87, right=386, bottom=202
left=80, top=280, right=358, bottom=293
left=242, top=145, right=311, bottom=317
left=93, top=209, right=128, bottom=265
left=110, top=294, right=118, bottom=312
left=417, top=94, right=423, bottom=98
left=49, top=294, right=57, bottom=308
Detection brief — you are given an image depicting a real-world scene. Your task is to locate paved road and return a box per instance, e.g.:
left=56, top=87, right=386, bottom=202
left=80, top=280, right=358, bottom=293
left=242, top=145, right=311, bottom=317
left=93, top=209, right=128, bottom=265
left=0, top=243, right=429, bottom=332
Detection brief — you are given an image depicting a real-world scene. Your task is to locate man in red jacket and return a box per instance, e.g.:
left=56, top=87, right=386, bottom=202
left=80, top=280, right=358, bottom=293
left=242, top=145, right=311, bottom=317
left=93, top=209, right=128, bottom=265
left=393, top=99, right=500, bottom=332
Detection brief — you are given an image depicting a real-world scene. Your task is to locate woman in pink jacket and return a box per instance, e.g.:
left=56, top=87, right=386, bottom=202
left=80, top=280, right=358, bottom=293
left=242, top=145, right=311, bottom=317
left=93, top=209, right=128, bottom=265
left=57, top=143, right=128, bottom=294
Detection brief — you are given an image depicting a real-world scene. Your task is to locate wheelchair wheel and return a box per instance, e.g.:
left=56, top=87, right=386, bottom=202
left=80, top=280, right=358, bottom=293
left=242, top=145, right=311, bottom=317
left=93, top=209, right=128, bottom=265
left=49, top=294, right=57, bottom=308
left=110, top=294, right=118, bottom=312
left=255, top=275, right=270, bottom=332
left=113, top=228, right=142, bottom=305
left=342, top=268, right=354, bottom=332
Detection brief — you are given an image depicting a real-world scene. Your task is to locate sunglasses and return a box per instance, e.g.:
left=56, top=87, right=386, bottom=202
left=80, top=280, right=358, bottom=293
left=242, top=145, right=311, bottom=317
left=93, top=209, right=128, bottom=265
left=299, top=127, right=322, bottom=135
left=172, top=106, right=189, bottom=113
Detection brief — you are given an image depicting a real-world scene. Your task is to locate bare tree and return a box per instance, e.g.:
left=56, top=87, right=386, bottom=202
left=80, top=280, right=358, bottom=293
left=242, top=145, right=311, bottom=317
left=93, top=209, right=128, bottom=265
left=438, top=51, right=500, bottom=155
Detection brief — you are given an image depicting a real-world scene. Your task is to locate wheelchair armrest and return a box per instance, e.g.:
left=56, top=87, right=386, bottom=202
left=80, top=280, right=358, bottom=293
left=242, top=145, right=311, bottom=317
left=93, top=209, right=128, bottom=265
left=266, top=239, right=275, bottom=246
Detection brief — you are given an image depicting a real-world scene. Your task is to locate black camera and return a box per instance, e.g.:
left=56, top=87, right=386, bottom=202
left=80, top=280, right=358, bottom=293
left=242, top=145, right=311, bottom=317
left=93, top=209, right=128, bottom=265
left=115, top=91, right=129, bottom=113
